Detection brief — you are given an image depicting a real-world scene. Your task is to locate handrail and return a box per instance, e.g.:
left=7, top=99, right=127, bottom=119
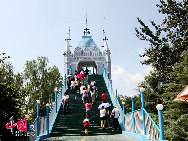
left=125, top=108, right=142, bottom=115
left=29, top=76, right=67, bottom=141
left=32, top=117, right=38, bottom=125
left=143, top=108, right=160, bottom=132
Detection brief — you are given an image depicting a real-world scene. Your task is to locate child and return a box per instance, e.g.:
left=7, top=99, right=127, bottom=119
left=83, top=115, right=90, bottom=136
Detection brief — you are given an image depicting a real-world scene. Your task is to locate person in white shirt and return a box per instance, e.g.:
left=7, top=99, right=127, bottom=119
left=90, top=79, right=96, bottom=86
left=100, top=106, right=106, bottom=130
left=110, top=106, right=120, bottom=131
left=62, top=92, right=70, bottom=113
left=70, top=79, right=75, bottom=93
left=80, top=84, right=86, bottom=94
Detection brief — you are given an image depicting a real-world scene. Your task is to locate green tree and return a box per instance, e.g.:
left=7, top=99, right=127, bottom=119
left=135, top=0, right=188, bottom=140
left=24, top=56, right=62, bottom=119
left=0, top=63, right=26, bottom=140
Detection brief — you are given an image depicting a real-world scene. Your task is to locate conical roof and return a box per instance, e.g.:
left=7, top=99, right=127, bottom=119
left=78, top=36, right=97, bottom=50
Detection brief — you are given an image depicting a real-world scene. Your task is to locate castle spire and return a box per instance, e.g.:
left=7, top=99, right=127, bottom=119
left=83, top=13, right=90, bottom=36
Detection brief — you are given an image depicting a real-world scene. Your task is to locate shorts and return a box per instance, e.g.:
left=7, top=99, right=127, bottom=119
left=84, top=126, right=89, bottom=129
left=91, top=94, right=95, bottom=98
left=100, top=116, right=106, bottom=120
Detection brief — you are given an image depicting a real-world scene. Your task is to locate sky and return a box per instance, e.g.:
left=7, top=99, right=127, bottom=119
left=0, top=0, right=164, bottom=97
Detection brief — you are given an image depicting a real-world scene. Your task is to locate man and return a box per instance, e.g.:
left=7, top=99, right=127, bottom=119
left=110, top=107, right=120, bottom=131
left=101, top=91, right=107, bottom=103
left=62, top=92, right=70, bottom=113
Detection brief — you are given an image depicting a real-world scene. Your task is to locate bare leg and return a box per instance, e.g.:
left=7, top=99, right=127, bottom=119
left=101, top=120, right=103, bottom=128
left=103, top=120, right=106, bottom=129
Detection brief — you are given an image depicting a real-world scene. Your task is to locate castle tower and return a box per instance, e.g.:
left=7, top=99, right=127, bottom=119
left=63, top=25, right=111, bottom=78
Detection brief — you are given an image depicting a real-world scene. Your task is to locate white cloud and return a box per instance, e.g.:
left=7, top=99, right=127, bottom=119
left=111, top=64, right=144, bottom=96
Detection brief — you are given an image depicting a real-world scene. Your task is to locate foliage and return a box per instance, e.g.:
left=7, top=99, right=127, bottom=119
left=0, top=63, right=26, bottom=140
left=24, top=56, right=62, bottom=119
left=134, top=0, right=188, bottom=140
left=0, top=53, right=10, bottom=63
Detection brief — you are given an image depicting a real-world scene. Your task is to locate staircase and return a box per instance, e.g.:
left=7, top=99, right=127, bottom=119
left=44, top=75, right=122, bottom=140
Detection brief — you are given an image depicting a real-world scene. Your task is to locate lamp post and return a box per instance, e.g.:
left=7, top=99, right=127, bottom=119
left=122, top=101, right=125, bottom=130
left=156, top=104, right=164, bottom=140
left=46, top=103, right=50, bottom=135
left=64, top=74, right=67, bottom=90
left=36, top=100, right=40, bottom=136
left=25, top=115, right=29, bottom=141
left=60, top=80, right=63, bottom=99
left=140, top=87, right=146, bottom=135
left=131, top=94, right=136, bottom=133
left=54, top=87, right=58, bottom=113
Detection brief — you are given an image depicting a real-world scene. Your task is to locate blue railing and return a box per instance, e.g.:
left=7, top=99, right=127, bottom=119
left=102, top=65, right=166, bottom=141
left=29, top=74, right=67, bottom=141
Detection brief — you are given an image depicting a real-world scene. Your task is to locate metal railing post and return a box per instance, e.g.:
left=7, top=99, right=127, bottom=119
left=110, top=79, right=112, bottom=94
left=156, top=104, right=164, bottom=140
left=122, top=102, right=125, bottom=130
left=37, top=100, right=40, bottom=136
left=140, top=87, right=146, bottom=135
left=131, top=95, right=136, bottom=133
left=46, top=103, right=50, bottom=134
left=55, top=88, right=58, bottom=113
left=116, top=89, right=117, bottom=106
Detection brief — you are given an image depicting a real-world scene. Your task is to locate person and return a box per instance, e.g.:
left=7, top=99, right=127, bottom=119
left=62, top=92, right=70, bottom=113
left=106, top=108, right=111, bottom=129
left=101, top=91, right=107, bottom=103
left=83, top=115, right=90, bottom=136
left=85, top=67, right=89, bottom=75
left=92, top=83, right=98, bottom=99
left=67, top=77, right=71, bottom=92
left=90, top=79, right=96, bottom=87
left=75, top=78, right=79, bottom=93
left=84, top=76, right=87, bottom=85
left=110, top=107, right=120, bottom=131
left=82, top=87, right=88, bottom=104
left=80, top=84, right=86, bottom=94
left=70, top=78, right=75, bottom=93
left=81, top=76, right=84, bottom=85
left=100, top=106, right=106, bottom=130
left=90, top=87, right=95, bottom=104
left=85, top=100, right=92, bottom=121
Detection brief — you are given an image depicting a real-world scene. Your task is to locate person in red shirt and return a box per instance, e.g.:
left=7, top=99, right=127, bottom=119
left=101, top=91, right=107, bottom=103
left=83, top=115, right=90, bottom=136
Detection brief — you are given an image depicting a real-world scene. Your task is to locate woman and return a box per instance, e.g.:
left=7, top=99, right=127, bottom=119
left=100, top=106, right=106, bottom=130
left=90, top=87, right=95, bottom=104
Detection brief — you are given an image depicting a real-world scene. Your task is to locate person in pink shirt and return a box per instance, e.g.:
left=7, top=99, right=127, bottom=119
left=85, top=100, right=93, bottom=122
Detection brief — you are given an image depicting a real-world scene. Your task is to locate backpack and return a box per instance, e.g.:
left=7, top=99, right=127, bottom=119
left=84, top=120, right=90, bottom=127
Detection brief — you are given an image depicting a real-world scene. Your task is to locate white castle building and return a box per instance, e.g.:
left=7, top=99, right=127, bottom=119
left=63, top=27, right=111, bottom=78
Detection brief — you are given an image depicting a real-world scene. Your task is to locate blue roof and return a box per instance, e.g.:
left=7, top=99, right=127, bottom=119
left=78, top=36, right=97, bottom=50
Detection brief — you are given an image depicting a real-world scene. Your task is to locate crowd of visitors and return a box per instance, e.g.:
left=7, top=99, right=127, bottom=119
left=63, top=65, right=120, bottom=136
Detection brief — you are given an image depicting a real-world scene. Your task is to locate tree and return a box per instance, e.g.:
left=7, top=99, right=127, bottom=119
left=24, top=56, right=62, bottom=119
left=0, top=63, right=26, bottom=140
left=135, top=0, right=188, bottom=140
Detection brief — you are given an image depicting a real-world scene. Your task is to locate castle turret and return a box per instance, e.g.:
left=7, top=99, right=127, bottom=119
left=63, top=40, right=72, bottom=74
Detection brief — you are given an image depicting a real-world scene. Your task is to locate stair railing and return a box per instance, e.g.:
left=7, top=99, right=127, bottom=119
left=29, top=74, right=67, bottom=141
left=102, top=66, right=165, bottom=141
